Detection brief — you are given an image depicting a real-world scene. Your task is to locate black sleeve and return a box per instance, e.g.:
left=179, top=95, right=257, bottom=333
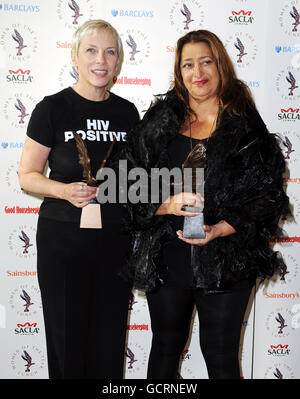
left=128, top=103, right=140, bottom=128
left=220, top=122, right=290, bottom=246
left=26, top=97, right=55, bottom=148
left=109, top=100, right=140, bottom=177
left=120, top=92, right=185, bottom=233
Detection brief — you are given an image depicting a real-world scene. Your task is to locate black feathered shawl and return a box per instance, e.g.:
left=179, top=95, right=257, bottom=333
left=120, top=90, right=290, bottom=292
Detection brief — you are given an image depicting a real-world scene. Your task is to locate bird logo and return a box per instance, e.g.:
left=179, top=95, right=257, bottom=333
left=11, top=29, right=27, bottom=56
left=68, top=0, right=83, bottom=25
left=273, top=367, right=283, bottom=379
left=290, top=6, right=300, bottom=32
left=19, top=230, right=33, bottom=253
left=14, top=99, right=29, bottom=124
left=181, top=4, right=194, bottom=30
left=282, top=136, right=295, bottom=159
left=126, top=35, right=140, bottom=61
left=70, top=66, right=79, bottom=83
left=280, top=263, right=290, bottom=281
left=20, top=289, right=34, bottom=312
left=275, top=312, right=287, bottom=334
left=286, top=72, right=298, bottom=96
left=125, top=347, right=137, bottom=369
left=21, top=350, right=35, bottom=372
left=234, top=37, right=247, bottom=63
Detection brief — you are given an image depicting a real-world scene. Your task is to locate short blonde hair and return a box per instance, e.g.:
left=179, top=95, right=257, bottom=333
left=71, top=19, right=123, bottom=61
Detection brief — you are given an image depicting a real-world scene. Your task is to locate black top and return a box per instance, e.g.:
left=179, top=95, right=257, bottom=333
left=120, top=90, right=289, bottom=292
left=164, top=133, right=208, bottom=287
left=27, top=87, right=140, bottom=224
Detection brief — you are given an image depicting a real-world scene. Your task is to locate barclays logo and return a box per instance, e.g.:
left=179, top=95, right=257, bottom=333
left=111, top=9, right=153, bottom=18
left=1, top=142, right=23, bottom=149
left=0, top=3, right=40, bottom=12
left=275, top=45, right=300, bottom=53
left=243, top=80, right=260, bottom=88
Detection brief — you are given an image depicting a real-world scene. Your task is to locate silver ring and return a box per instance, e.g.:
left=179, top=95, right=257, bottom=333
left=79, top=184, right=84, bottom=190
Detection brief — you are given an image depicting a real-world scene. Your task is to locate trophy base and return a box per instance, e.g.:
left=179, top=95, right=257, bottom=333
left=182, top=210, right=206, bottom=239
left=80, top=203, right=102, bottom=229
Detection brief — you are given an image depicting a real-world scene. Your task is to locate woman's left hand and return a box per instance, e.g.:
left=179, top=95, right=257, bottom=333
left=176, top=220, right=236, bottom=246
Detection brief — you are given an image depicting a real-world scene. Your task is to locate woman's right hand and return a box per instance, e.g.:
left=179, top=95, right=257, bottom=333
left=155, top=192, right=203, bottom=216
left=63, top=182, right=97, bottom=208
left=18, top=137, right=97, bottom=208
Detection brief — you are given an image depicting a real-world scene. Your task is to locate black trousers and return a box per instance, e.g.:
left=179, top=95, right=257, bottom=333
left=146, top=280, right=253, bottom=379
left=36, top=217, right=131, bottom=379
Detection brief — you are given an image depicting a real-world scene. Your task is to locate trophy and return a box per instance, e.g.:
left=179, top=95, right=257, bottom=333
left=181, top=143, right=206, bottom=239
left=73, top=132, right=98, bottom=187
left=73, top=132, right=101, bottom=228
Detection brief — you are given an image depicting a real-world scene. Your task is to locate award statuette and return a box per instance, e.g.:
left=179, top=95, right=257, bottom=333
left=73, top=132, right=102, bottom=229
left=181, top=142, right=206, bottom=239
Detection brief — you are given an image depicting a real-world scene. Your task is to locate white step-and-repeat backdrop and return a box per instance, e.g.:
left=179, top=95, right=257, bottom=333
left=0, top=0, right=299, bottom=379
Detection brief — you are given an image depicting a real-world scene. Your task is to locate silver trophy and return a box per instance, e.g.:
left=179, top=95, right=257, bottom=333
left=181, top=143, right=206, bottom=239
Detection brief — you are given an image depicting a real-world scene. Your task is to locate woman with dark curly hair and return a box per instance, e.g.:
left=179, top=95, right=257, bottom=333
left=121, top=30, right=290, bottom=379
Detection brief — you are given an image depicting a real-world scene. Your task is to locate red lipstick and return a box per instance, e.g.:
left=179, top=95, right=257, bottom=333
left=193, top=79, right=208, bottom=86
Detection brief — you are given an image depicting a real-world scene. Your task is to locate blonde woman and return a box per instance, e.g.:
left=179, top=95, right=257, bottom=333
left=18, top=20, right=139, bottom=379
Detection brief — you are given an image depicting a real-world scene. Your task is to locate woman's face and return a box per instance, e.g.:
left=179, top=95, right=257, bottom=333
left=72, top=28, right=118, bottom=92
left=180, top=41, right=220, bottom=103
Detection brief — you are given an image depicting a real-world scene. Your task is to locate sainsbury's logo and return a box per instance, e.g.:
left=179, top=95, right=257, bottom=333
left=56, top=41, right=72, bottom=49
left=7, top=270, right=37, bottom=277
left=265, top=292, right=300, bottom=299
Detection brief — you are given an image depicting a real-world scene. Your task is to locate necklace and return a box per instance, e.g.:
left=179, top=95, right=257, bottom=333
left=188, top=106, right=221, bottom=151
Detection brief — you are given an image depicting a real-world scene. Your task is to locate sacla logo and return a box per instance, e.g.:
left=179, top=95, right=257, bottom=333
left=229, top=10, right=254, bottom=24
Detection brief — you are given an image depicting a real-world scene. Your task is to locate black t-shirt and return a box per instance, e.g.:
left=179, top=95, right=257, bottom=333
left=27, top=87, right=139, bottom=225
